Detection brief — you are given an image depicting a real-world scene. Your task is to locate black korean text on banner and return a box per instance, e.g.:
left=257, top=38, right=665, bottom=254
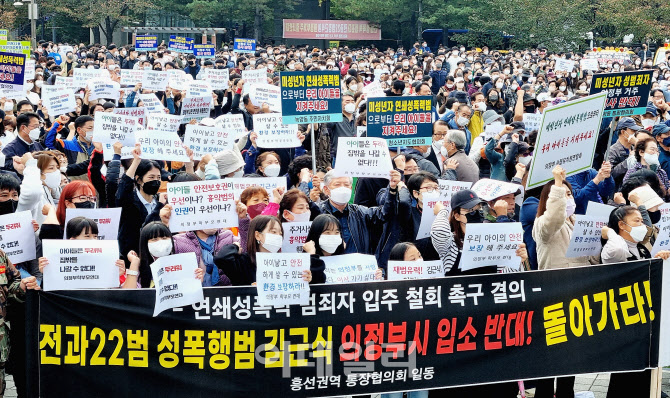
left=28, top=260, right=661, bottom=397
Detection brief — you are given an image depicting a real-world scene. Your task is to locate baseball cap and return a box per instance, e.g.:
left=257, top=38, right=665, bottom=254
left=616, top=117, right=642, bottom=132
left=451, top=190, right=482, bottom=210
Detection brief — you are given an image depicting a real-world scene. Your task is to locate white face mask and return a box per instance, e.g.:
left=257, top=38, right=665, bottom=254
left=571, top=73, right=577, bottom=78
left=644, top=152, right=660, bottom=166
left=148, top=239, right=173, bottom=258
left=3, top=103, right=12, bottom=112
left=319, top=234, right=342, bottom=254
left=44, top=170, right=61, bottom=189
left=287, top=210, right=310, bottom=223
left=446, top=83, right=454, bottom=88
left=349, top=84, right=358, bottom=92
left=440, top=145, right=449, bottom=157
left=263, top=163, right=281, bottom=177
left=35, top=80, right=43, bottom=88
left=457, top=116, right=469, bottom=126
left=565, top=197, right=576, bottom=218
left=261, top=233, right=283, bottom=253
left=344, top=103, right=356, bottom=114
left=28, top=127, right=41, bottom=141
left=475, top=102, right=486, bottom=112
left=233, top=169, right=244, bottom=178
left=641, top=119, right=656, bottom=128
left=559, top=86, right=566, bottom=92
left=625, top=223, right=647, bottom=243
left=25, top=82, right=34, bottom=91
left=329, top=186, right=352, bottom=205
left=519, top=156, right=532, bottom=166
left=496, top=82, right=504, bottom=89
left=579, top=85, right=587, bottom=91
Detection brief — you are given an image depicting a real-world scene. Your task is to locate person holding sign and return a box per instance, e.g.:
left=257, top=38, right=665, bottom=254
left=623, top=137, right=670, bottom=194
left=44, top=115, right=94, bottom=181
left=214, top=215, right=320, bottom=286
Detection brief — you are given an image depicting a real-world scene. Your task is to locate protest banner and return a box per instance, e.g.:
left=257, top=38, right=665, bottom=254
left=585, top=201, right=615, bottom=222
left=27, top=259, right=663, bottom=397
left=0, top=40, right=30, bottom=56
left=227, top=177, right=287, bottom=202
left=55, top=76, right=75, bottom=90
left=526, top=92, right=607, bottom=189
left=41, top=85, right=76, bottom=115
left=181, top=96, right=212, bottom=123
left=113, top=107, right=146, bottom=127
left=0, top=50, right=26, bottom=91
left=280, top=70, right=343, bottom=124
left=0, top=211, right=35, bottom=264
left=242, top=68, right=267, bottom=87
left=23, top=59, right=35, bottom=82
left=321, top=253, right=378, bottom=284
left=73, top=68, right=109, bottom=88
left=282, top=222, right=312, bottom=253
left=137, top=130, right=189, bottom=162
left=150, top=252, right=203, bottom=316
left=183, top=125, right=236, bottom=159
left=234, top=38, right=257, bottom=53
left=141, top=70, right=170, bottom=92
left=64, top=208, right=122, bottom=240
left=283, top=19, right=382, bottom=40
left=193, top=44, right=215, bottom=59
left=138, top=93, right=166, bottom=114
left=580, top=58, right=599, bottom=71
left=186, top=81, right=212, bottom=98
left=135, top=35, right=158, bottom=52
left=565, top=215, right=605, bottom=258
left=589, top=70, right=653, bottom=117
left=120, top=69, right=144, bottom=87
left=214, top=114, right=247, bottom=139
left=88, top=78, right=120, bottom=101
left=362, top=80, right=385, bottom=98
left=651, top=204, right=670, bottom=256
left=203, top=68, right=229, bottom=91
left=168, top=35, right=195, bottom=53
left=334, top=137, right=394, bottom=179
left=147, top=114, right=182, bottom=132
left=247, top=83, right=282, bottom=112
left=168, top=69, right=193, bottom=91
left=387, top=260, right=443, bottom=281
left=460, top=222, right=524, bottom=272
left=256, top=252, right=310, bottom=307
left=166, top=180, right=238, bottom=233
left=522, top=113, right=542, bottom=132
left=554, top=58, right=575, bottom=72
left=366, top=96, right=433, bottom=146
left=94, top=112, right=138, bottom=145
left=585, top=50, right=632, bottom=66
left=253, top=114, right=300, bottom=148
left=41, top=239, right=120, bottom=291
left=415, top=180, right=473, bottom=239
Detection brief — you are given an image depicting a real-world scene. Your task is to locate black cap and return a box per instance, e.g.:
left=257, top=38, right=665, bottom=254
left=451, top=190, right=482, bottom=210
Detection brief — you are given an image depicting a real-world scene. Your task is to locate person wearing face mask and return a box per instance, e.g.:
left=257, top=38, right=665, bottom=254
left=172, top=224, right=236, bottom=287
left=441, top=103, right=473, bottom=154
left=246, top=151, right=281, bottom=178
left=608, top=117, right=641, bottom=186
left=326, top=95, right=357, bottom=165
left=652, top=124, right=670, bottom=177
left=197, top=150, right=245, bottom=180
left=440, top=129, right=479, bottom=183
left=214, top=215, right=317, bottom=286
left=16, top=151, right=61, bottom=226
left=51, top=180, right=98, bottom=229
left=302, top=214, right=346, bottom=258
left=623, top=137, right=670, bottom=193
left=44, top=115, right=94, bottom=181
left=2, top=113, right=45, bottom=172
left=184, top=54, right=201, bottom=80
left=639, top=105, right=659, bottom=130
left=123, top=222, right=204, bottom=289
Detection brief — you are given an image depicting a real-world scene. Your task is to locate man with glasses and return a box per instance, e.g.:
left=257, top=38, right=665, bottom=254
left=2, top=113, right=45, bottom=173
left=650, top=89, right=670, bottom=122
left=424, top=120, right=449, bottom=173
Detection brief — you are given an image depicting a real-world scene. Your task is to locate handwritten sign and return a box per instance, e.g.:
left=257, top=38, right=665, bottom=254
left=387, top=260, right=443, bottom=280
left=334, top=137, right=393, bottom=179
left=147, top=113, right=182, bottom=132
left=416, top=180, right=473, bottom=239
left=523, top=113, right=543, bottom=133
left=248, top=83, right=282, bottom=112
left=120, top=69, right=144, bottom=87
left=460, top=222, right=523, bottom=272
left=41, top=85, right=76, bottom=115
left=253, top=114, right=300, bottom=148
left=73, top=68, right=109, bottom=89
left=204, top=68, right=229, bottom=91
left=87, top=78, right=120, bottom=101
left=256, top=252, right=310, bottom=306
left=0, top=50, right=26, bottom=91
left=166, top=180, right=238, bottom=232
left=64, top=208, right=122, bottom=240
left=554, top=58, right=575, bottom=72
left=282, top=222, right=311, bottom=253
left=181, top=96, right=212, bottom=123
left=280, top=70, right=342, bottom=124
left=565, top=215, right=605, bottom=258
left=321, top=253, right=378, bottom=284
left=184, top=125, right=236, bottom=159
left=227, top=177, right=287, bottom=202
left=366, top=96, right=433, bottom=146
left=527, top=92, right=606, bottom=189
left=94, top=112, right=138, bottom=148
left=589, top=70, right=653, bottom=117
left=651, top=203, right=670, bottom=256
left=0, top=211, right=36, bottom=264
left=137, top=130, right=189, bottom=162
left=137, top=93, right=165, bottom=114
left=141, top=70, right=170, bottom=92
left=242, top=68, right=267, bottom=86
left=214, top=114, right=247, bottom=139
left=150, top=252, right=203, bottom=316
left=42, top=239, right=120, bottom=291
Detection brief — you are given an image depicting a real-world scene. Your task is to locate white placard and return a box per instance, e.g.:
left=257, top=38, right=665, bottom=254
left=181, top=96, right=212, bottom=123
left=580, top=58, right=600, bottom=71
left=113, top=107, right=146, bottom=126
left=94, top=112, right=138, bottom=145
left=42, top=239, right=120, bottom=291
left=247, top=83, right=282, bottom=112
left=659, top=259, right=670, bottom=366
left=387, top=260, right=443, bottom=280
left=253, top=114, right=300, bottom=148
left=0, top=211, right=36, bottom=264
left=151, top=252, right=204, bottom=316
left=565, top=215, right=605, bottom=258
left=137, top=130, right=189, bottom=162
left=356, top=126, right=367, bottom=137
left=87, top=78, right=120, bottom=101
left=120, top=69, right=144, bottom=86
left=460, top=222, right=523, bottom=271
left=256, top=252, right=310, bottom=306
left=215, top=114, right=247, bottom=139
left=362, top=80, right=385, bottom=98
left=204, top=68, right=229, bottom=91
left=334, top=137, right=394, bottom=179
left=64, top=208, right=122, bottom=240
left=585, top=201, right=615, bottom=223
left=137, top=93, right=165, bottom=114
left=522, top=113, right=543, bottom=133
left=73, top=68, right=110, bottom=88
left=166, top=180, right=238, bottom=232
left=147, top=113, right=182, bottom=132
left=168, top=69, right=193, bottom=91
left=184, top=125, right=236, bottom=159
left=555, top=58, right=575, bottom=72
left=471, top=178, right=521, bottom=202
left=484, top=122, right=504, bottom=139
left=41, top=85, right=76, bottom=115
left=282, top=222, right=312, bottom=253
left=55, top=76, right=75, bottom=90
left=321, top=253, right=378, bottom=284
left=416, top=180, right=473, bottom=239
left=526, top=92, right=606, bottom=189
left=23, top=60, right=35, bottom=82
left=227, top=177, right=287, bottom=202
left=242, top=68, right=267, bottom=86
left=651, top=204, right=670, bottom=256
left=141, top=70, right=170, bottom=91
left=186, top=81, right=212, bottom=98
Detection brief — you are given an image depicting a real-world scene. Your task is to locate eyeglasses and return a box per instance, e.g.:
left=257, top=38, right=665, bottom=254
left=70, top=195, right=96, bottom=202
left=460, top=205, right=481, bottom=214
left=419, top=185, right=439, bottom=192
left=405, top=167, right=420, bottom=173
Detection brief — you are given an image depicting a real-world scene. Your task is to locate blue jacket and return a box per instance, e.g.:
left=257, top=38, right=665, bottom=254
left=184, top=64, right=200, bottom=80
left=2, top=137, right=44, bottom=172
left=429, top=69, right=448, bottom=94
left=520, top=197, right=539, bottom=270
left=484, top=137, right=507, bottom=181
left=659, top=147, right=670, bottom=180
left=440, top=112, right=472, bottom=154
left=45, top=121, right=94, bottom=165
left=566, top=168, right=615, bottom=215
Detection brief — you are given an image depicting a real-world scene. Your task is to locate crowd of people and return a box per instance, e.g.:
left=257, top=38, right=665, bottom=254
left=1, top=38, right=670, bottom=398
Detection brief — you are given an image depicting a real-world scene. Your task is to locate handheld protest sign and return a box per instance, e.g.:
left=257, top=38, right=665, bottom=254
left=387, top=260, right=443, bottom=280
left=253, top=114, right=300, bottom=148
left=0, top=211, right=36, bottom=264
left=589, top=70, right=653, bottom=118
left=135, top=35, right=158, bottom=52
left=460, top=222, right=524, bottom=272
left=0, top=51, right=27, bottom=92
left=282, top=222, right=312, bottom=253
left=150, top=252, right=203, bottom=316
left=526, top=92, right=607, bottom=189
left=321, top=253, right=378, bottom=284
left=64, top=208, right=122, bottom=240
left=256, top=252, right=310, bottom=306
left=42, top=239, right=120, bottom=291
left=166, top=180, right=238, bottom=233
left=416, top=180, right=473, bottom=240
left=184, top=125, right=236, bottom=159
left=279, top=70, right=343, bottom=124
left=366, top=96, right=433, bottom=146
left=334, top=137, right=394, bottom=179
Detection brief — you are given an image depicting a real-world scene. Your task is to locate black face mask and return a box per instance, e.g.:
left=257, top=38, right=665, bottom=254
left=74, top=201, right=96, bottom=209
left=649, top=210, right=662, bottom=225
left=0, top=199, right=17, bottom=215
left=216, top=65, right=225, bottom=69
left=464, top=210, right=483, bottom=224
left=142, top=180, right=161, bottom=196
left=524, top=105, right=536, bottom=114
left=189, top=60, right=196, bottom=65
